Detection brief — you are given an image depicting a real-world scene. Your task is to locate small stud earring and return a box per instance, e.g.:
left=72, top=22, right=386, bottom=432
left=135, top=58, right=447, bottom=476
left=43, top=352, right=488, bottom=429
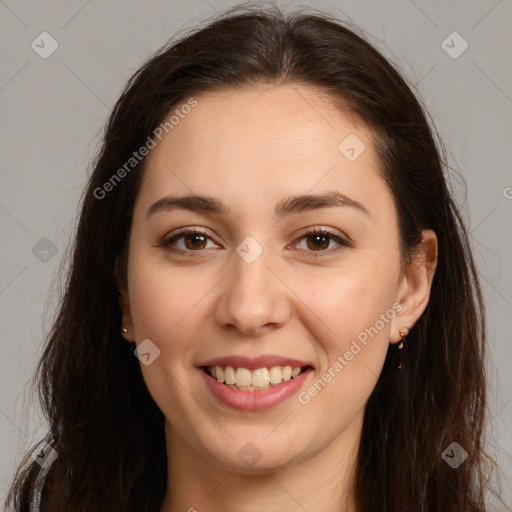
left=121, top=327, right=128, bottom=333
left=398, top=328, right=409, bottom=349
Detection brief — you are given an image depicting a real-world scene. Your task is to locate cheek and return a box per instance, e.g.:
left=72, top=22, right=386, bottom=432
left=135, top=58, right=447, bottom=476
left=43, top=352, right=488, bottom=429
left=127, top=254, right=213, bottom=346
left=296, top=258, right=400, bottom=398
left=300, top=260, right=399, bottom=345
left=296, top=272, right=395, bottom=423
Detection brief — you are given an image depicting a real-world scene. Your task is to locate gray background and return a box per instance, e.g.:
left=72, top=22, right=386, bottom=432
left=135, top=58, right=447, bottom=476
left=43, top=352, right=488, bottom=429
left=1, top=0, right=511, bottom=507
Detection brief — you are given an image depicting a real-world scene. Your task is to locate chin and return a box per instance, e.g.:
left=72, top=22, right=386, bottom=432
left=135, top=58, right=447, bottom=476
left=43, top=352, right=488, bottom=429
left=201, top=432, right=305, bottom=474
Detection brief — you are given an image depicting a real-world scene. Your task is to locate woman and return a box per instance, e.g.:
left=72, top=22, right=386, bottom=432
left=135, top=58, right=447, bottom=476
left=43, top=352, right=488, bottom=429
left=5, top=3, right=502, bottom=511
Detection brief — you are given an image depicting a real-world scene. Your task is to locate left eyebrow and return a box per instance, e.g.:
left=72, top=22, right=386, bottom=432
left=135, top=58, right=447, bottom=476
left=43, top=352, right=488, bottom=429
left=145, top=191, right=372, bottom=221
left=274, top=191, right=372, bottom=220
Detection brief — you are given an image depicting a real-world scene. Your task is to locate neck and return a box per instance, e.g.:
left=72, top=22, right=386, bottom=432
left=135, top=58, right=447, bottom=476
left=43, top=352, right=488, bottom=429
left=159, top=413, right=362, bottom=512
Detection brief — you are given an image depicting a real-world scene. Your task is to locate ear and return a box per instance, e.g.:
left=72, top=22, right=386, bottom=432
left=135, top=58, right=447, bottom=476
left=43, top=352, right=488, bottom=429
left=390, top=229, right=438, bottom=344
left=118, top=286, right=134, bottom=342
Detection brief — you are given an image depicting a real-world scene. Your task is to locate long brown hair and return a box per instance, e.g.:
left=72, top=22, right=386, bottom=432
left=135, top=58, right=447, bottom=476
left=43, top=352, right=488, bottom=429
left=5, top=3, right=504, bottom=511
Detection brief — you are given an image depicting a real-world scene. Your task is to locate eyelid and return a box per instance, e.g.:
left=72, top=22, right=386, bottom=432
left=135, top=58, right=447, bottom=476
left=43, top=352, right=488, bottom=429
left=159, top=227, right=219, bottom=253
left=293, top=225, right=347, bottom=243
left=290, top=226, right=350, bottom=253
left=159, top=225, right=350, bottom=255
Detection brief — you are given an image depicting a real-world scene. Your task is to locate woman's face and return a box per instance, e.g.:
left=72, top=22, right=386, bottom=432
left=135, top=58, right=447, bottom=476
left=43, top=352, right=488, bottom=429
left=120, top=84, right=431, bottom=473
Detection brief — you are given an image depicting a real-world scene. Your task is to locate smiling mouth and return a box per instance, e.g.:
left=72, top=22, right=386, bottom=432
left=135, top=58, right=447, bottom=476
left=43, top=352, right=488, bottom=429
left=200, top=364, right=313, bottom=391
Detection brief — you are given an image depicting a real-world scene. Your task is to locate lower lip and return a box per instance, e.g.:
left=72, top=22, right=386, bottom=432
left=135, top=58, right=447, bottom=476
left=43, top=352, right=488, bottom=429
left=199, top=367, right=314, bottom=411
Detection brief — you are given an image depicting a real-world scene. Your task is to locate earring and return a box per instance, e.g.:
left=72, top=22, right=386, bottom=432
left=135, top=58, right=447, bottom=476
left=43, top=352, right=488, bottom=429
left=121, top=327, right=128, bottom=333
left=397, top=327, right=409, bottom=370
left=398, top=330, right=406, bottom=349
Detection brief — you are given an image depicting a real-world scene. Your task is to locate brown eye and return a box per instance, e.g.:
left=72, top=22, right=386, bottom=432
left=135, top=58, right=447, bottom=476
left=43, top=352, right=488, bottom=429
left=295, top=227, right=349, bottom=255
left=305, top=233, right=331, bottom=251
left=160, top=226, right=349, bottom=256
left=160, top=228, right=217, bottom=254
left=182, top=232, right=207, bottom=250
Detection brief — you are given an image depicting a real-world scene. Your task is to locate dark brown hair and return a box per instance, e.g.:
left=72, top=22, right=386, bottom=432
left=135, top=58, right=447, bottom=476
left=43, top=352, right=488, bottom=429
left=5, top=3, right=504, bottom=511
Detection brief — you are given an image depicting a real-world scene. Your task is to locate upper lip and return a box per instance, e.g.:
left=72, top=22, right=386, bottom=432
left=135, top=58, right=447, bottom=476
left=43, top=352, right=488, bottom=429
left=198, top=355, right=314, bottom=370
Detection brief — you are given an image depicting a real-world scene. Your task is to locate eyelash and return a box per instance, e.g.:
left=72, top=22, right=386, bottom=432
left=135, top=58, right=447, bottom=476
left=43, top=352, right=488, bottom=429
left=159, top=226, right=350, bottom=257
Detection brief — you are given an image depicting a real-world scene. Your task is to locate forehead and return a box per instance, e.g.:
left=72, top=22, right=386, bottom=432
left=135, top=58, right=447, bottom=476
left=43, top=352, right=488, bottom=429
left=136, top=84, right=392, bottom=221
left=149, top=84, right=369, bottom=167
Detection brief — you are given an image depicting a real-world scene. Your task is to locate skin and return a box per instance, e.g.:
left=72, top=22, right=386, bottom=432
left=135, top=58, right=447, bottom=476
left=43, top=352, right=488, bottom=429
left=119, top=84, right=438, bottom=512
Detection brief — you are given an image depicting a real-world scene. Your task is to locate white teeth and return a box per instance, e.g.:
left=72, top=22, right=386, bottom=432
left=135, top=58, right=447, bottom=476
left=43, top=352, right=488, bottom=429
left=215, top=366, right=224, bottom=383
left=235, top=367, right=252, bottom=387
left=224, top=365, right=236, bottom=385
left=282, top=366, right=292, bottom=381
left=207, top=364, right=307, bottom=390
left=269, top=366, right=283, bottom=384
left=251, top=368, right=270, bottom=388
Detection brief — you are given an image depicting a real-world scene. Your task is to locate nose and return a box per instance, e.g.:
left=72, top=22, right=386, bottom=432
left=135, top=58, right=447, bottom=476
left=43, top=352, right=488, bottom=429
left=214, top=245, right=291, bottom=336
